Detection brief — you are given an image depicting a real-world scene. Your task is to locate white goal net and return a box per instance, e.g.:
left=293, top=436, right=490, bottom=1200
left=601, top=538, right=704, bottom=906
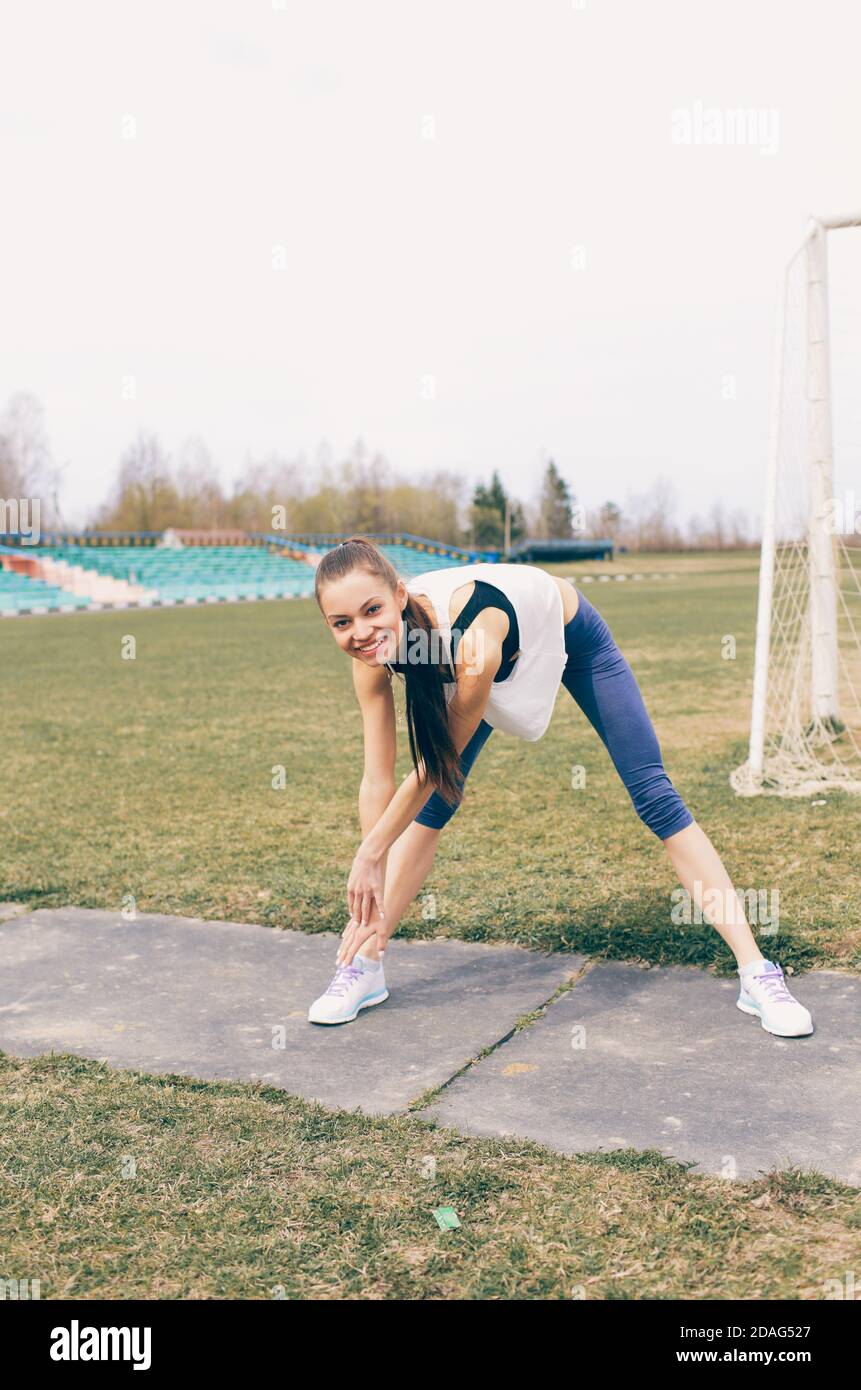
left=731, top=213, right=861, bottom=797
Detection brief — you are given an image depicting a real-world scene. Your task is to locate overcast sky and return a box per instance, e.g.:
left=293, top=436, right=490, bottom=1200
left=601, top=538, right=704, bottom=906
left=2, top=0, right=860, bottom=532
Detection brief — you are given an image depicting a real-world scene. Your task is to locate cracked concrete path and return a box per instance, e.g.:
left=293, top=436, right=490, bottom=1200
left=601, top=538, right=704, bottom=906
left=0, top=907, right=579, bottom=1114
left=0, top=905, right=858, bottom=1185
left=417, top=960, right=861, bottom=1185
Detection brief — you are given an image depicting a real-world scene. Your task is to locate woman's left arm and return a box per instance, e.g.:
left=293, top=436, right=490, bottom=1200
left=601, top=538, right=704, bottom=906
left=346, top=632, right=501, bottom=928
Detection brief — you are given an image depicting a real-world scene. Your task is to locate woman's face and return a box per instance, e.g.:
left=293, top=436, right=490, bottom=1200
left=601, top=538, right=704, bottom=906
left=320, top=570, right=406, bottom=665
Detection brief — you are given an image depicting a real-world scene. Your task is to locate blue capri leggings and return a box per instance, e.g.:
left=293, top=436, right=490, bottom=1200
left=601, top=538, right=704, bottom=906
left=414, top=588, right=694, bottom=839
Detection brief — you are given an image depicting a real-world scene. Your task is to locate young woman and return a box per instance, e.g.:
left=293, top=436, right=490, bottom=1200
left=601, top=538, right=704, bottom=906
left=308, top=535, right=813, bottom=1037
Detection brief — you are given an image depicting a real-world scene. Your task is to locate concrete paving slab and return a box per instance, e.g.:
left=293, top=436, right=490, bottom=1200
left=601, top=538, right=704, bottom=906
left=417, top=961, right=861, bottom=1184
left=0, top=907, right=580, bottom=1115
left=0, top=902, right=30, bottom=921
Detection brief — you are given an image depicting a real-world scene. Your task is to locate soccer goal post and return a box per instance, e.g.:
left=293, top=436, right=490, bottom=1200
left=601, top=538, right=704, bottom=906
left=731, top=211, right=861, bottom=798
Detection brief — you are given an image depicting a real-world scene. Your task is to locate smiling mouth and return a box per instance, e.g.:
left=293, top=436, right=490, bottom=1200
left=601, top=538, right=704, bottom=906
left=354, top=636, right=385, bottom=654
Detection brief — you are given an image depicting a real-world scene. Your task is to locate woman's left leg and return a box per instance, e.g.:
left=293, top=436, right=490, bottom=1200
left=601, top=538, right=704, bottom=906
left=561, top=593, right=763, bottom=967
left=661, top=821, right=763, bottom=967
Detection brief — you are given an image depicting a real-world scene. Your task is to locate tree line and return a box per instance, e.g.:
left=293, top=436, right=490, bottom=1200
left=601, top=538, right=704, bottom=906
left=1, top=390, right=758, bottom=551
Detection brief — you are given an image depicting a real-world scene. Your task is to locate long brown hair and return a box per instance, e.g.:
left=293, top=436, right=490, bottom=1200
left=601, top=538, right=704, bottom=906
left=314, top=535, right=464, bottom=805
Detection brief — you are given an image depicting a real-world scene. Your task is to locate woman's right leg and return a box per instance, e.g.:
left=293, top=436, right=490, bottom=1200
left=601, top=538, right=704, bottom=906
left=339, top=719, right=494, bottom=963
left=338, top=821, right=442, bottom=962
left=379, top=820, right=442, bottom=936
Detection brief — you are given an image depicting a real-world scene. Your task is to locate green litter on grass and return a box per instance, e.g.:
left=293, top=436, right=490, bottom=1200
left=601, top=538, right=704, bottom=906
left=433, top=1207, right=461, bottom=1230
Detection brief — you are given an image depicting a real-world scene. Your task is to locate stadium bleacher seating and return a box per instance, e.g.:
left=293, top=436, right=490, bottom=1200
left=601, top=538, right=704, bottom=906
left=28, top=541, right=470, bottom=605
left=0, top=537, right=477, bottom=615
left=34, top=544, right=317, bottom=602
left=0, top=568, right=91, bottom=614
left=372, top=545, right=467, bottom=579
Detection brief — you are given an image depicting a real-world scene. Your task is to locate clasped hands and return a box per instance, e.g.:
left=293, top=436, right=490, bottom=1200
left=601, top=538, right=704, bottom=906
left=337, top=845, right=387, bottom=966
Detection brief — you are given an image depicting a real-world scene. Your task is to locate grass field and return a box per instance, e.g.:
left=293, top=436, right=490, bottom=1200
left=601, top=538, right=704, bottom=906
left=3, top=550, right=858, bottom=970
left=2, top=550, right=860, bottom=1299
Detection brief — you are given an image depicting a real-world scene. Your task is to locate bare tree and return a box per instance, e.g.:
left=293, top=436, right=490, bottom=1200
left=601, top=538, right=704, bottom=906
left=93, top=430, right=179, bottom=532
left=620, top=477, right=683, bottom=551
left=0, top=391, right=54, bottom=516
left=174, top=436, right=225, bottom=529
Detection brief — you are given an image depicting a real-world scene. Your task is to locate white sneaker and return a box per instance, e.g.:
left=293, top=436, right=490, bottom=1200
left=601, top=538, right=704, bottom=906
left=307, top=952, right=389, bottom=1025
left=736, top=960, right=814, bottom=1037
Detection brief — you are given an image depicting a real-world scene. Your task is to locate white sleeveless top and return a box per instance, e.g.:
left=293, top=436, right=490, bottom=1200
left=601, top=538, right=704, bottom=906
left=402, top=562, right=567, bottom=741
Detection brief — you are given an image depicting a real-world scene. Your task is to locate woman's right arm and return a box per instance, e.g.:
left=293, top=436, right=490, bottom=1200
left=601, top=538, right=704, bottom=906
left=352, top=658, right=397, bottom=837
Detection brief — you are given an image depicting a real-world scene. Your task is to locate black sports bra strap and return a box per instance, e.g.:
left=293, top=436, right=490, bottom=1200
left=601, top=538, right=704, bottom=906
left=450, top=580, right=520, bottom=680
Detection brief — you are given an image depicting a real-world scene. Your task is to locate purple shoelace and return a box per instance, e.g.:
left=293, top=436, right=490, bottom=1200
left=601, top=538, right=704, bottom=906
left=325, top=962, right=365, bottom=996
left=750, top=964, right=794, bottom=1003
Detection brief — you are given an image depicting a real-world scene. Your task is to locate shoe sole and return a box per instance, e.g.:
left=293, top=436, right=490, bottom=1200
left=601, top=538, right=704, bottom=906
left=736, top=997, right=814, bottom=1037
left=308, top=986, right=389, bottom=1026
